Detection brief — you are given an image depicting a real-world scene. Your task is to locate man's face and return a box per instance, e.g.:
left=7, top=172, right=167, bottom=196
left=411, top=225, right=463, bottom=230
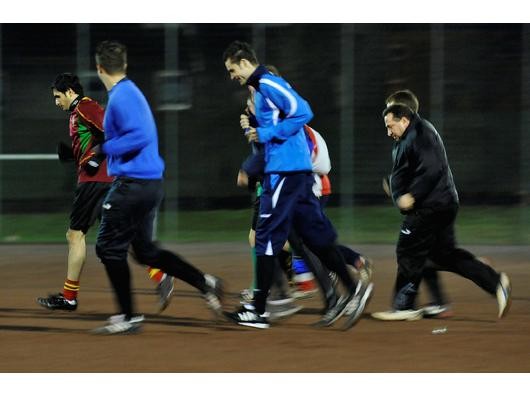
left=53, top=88, right=77, bottom=111
left=384, top=113, right=409, bottom=141
left=225, top=59, right=254, bottom=85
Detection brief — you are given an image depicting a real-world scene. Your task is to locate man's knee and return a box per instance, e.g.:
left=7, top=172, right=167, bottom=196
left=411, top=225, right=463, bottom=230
left=131, top=243, right=160, bottom=266
left=95, top=240, right=127, bottom=264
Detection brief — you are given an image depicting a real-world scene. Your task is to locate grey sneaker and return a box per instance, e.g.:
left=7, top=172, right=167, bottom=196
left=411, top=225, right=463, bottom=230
left=342, top=282, right=374, bottom=330
left=203, top=274, right=224, bottom=318
left=156, top=275, right=174, bottom=313
left=239, top=288, right=254, bottom=304
left=496, top=272, right=511, bottom=319
left=356, top=257, right=373, bottom=283
left=91, top=314, right=144, bottom=335
left=266, top=298, right=303, bottom=321
left=328, top=271, right=339, bottom=289
left=312, top=291, right=356, bottom=327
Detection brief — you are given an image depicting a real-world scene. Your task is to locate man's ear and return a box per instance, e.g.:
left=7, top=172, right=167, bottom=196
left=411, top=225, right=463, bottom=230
left=96, top=64, right=105, bottom=74
left=240, top=58, right=252, bottom=68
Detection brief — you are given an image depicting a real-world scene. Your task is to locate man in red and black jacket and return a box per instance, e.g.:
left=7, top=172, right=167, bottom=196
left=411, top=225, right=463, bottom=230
left=37, top=73, right=173, bottom=312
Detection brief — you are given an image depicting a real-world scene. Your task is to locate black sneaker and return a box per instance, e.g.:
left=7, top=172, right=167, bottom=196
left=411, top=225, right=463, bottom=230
left=37, top=293, right=77, bottom=311
left=225, top=306, right=270, bottom=329
left=341, top=282, right=374, bottom=330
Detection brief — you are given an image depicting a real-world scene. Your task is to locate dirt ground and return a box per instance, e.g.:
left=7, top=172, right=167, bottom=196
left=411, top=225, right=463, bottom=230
left=0, top=242, right=529, bottom=373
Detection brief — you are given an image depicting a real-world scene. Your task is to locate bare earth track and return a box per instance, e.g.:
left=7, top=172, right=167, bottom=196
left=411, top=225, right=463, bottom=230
left=0, top=243, right=529, bottom=372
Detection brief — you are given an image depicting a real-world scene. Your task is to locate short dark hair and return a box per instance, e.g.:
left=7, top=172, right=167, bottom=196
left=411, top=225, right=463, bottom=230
left=385, top=89, right=419, bottom=112
left=95, top=40, right=127, bottom=75
left=382, top=103, right=414, bottom=120
left=51, top=73, right=84, bottom=97
left=223, top=41, right=258, bottom=65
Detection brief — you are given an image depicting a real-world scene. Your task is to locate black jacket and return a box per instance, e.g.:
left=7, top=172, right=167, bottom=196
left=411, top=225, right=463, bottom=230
left=390, top=114, right=459, bottom=212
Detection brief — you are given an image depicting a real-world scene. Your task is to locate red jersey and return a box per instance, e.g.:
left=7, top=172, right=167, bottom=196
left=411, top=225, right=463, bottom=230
left=69, top=97, right=113, bottom=183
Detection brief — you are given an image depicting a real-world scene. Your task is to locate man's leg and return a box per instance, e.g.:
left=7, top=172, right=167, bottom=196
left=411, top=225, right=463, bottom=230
left=372, top=211, right=435, bottom=321
left=63, top=228, right=86, bottom=301
left=429, top=208, right=510, bottom=318
left=293, top=174, right=372, bottom=329
left=38, top=182, right=109, bottom=311
left=289, top=231, right=337, bottom=310
left=130, top=185, right=224, bottom=317
left=95, top=181, right=138, bottom=322
left=421, top=266, right=454, bottom=318
left=226, top=174, right=302, bottom=329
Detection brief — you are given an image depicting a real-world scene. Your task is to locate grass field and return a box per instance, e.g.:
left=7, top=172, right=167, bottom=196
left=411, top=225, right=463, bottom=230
left=1, top=205, right=528, bottom=245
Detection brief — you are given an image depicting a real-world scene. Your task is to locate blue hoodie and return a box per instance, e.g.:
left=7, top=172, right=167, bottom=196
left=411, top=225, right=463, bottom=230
left=102, top=78, right=164, bottom=179
left=247, top=66, right=313, bottom=174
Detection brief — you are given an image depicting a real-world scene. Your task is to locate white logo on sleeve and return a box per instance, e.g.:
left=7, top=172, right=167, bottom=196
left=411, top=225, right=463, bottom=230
left=400, top=228, right=412, bottom=235
left=103, top=203, right=112, bottom=210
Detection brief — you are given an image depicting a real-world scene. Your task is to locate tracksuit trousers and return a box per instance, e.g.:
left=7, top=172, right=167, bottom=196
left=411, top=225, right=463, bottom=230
left=393, top=205, right=501, bottom=310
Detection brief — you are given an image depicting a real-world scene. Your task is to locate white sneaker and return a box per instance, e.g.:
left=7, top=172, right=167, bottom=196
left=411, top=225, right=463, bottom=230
left=371, top=309, right=423, bottom=321
left=266, top=298, right=303, bottom=321
left=203, top=274, right=224, bottom=317
left=156, top=275, right=175, bottom=313
left=92, top=314, right=144, bottom=335
left=422, top=304, right=454, bottom=318
left=496, top=272, right=511, bottom=319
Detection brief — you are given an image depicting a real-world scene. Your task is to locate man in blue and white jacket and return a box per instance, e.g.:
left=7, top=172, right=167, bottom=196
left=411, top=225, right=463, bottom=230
left=223, top=41, right=373, bottom=330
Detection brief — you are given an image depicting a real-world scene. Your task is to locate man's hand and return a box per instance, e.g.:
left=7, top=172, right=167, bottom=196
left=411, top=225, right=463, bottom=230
left=245, top=127, right=259, bottom=143
left=240, top=114, right=250, bottom=130
left=397, top=193, right=415, bottom=211
left=57, top=141, right=74, bottom=163
left=80, top=145, right=104, bottom=176
left=382, top=176, right=391, bottom=197
left=237, top=169, right=249, bottom=187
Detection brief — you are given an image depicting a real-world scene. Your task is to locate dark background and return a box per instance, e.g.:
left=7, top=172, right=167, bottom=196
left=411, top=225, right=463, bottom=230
left=0, top=23, right=528, bottom=213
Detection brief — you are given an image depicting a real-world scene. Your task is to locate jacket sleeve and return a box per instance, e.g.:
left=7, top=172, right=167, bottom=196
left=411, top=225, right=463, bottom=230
left=407, top=128, right=444, bottom=203
left=77, top=100, right=105, bottom=141
left=101, top=98, right=152, bottom=156
left=311, top=129, right=331, bottom=175
left=241, top=149, right=265, bottom=178
left=390, top=150, right=411, bottom=205
left=256, top=78, right=313, bottom=143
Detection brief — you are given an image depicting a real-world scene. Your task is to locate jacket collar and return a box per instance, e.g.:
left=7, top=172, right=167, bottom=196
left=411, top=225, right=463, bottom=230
left=69, top=95, right=82, bottom=112
left=403, top=113, right=421, bottom=138
left=246, top=65, right=270, bottom=90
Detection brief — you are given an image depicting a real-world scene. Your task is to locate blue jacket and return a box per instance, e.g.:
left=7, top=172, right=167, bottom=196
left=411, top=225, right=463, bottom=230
left=102, top=78, right=165, bottom=179
left=247, top=65, right=313, bottom=174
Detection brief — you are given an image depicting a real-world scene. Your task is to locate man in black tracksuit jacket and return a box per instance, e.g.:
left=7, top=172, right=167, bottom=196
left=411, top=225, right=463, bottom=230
left=372, top=103, right=511, bottom=321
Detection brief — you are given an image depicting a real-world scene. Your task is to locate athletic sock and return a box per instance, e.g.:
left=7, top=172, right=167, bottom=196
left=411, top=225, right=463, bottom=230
left=147, top=267, right=165, bottom=283
left=254, top=255, right=276, bottom=314
left=63, top=279, right=80, bottom=301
